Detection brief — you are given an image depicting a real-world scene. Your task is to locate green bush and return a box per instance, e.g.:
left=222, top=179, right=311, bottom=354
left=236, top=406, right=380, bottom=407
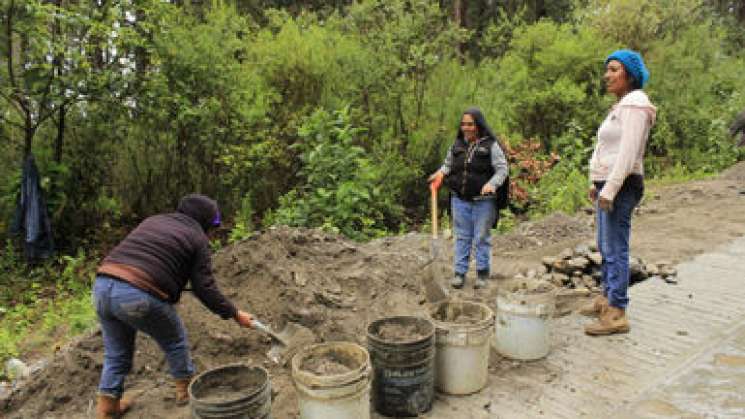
left=266, top=107, right=404, bottom=240
left=529, top=161, right=589, bottom=217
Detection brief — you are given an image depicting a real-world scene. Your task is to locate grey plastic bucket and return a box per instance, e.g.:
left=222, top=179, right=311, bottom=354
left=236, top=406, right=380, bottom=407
left=189, top=364, right=271, bottom=419
left=367, top=316, right=435, bottom=417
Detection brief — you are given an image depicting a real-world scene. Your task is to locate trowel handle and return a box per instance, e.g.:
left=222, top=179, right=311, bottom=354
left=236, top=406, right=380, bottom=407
left=431, top=185, right=438, bottom=239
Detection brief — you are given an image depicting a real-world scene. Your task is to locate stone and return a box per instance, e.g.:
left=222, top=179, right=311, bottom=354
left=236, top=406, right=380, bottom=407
left=582, top=275, right=596, bottom=288
left=5, top=358, right=29, bottom=381
left=558, top=248, right=574, bottom=260
left=573, top=244, right=591, bottom=257
left=568, top=257, right=589, bottom=271
left=552, top=272, right=570, bottom=285
left=552, top=259, right=571, bottom=273
left=588, top=252, right=603, bottom=266
left=662, top=266, right=678, bottom=277
left=645, top=264, right=659, bottom=276
left=630, top=258, right=645, bottom=276
left=292, top=271, right=307, bottom=287
left=541, top=256, right=556, bottom=268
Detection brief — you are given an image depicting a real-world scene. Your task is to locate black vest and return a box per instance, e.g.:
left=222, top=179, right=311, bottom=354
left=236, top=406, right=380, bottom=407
left=445, top=136, right=496, bottom=200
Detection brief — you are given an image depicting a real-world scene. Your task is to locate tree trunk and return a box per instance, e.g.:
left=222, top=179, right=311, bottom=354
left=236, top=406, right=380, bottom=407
left=453, top=0, right=468, bottom=57
left=54, top=104, right=65, bottom=162
left=24, top=114, right=34, bottom=157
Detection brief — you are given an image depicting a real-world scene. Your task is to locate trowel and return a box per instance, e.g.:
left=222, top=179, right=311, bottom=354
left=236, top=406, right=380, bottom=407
left=252, top=320, right=313, bottom=363
left=252, top=319, right=289, bottom=347
left=422, top=185, right=450, bottom=303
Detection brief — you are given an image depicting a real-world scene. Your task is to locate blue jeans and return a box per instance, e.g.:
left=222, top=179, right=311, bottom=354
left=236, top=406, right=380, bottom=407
left=452, top=195, right=498, bottom=275
left=93, top=275, right=194, bottom=398
left=595, top=176, right=643, bottom=309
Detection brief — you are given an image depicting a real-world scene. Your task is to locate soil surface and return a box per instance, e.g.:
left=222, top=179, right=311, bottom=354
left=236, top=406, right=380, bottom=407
left=3, top=162, right=745, bottom=419
left=300, top=355, right=353, bottom=376
left=431, top=302, right=487, bottom=324
left=374, top=321, right=431, bottom=342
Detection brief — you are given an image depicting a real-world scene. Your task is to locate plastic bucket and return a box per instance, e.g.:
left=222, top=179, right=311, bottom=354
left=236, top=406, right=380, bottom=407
left=429, top=300, right=494, bottom=395
left=189, top=364, right=271, bottom=419
left=291, top=342, right=371, bottom=419
left=367, top=316, right=435, bottom=417
left=495, top=291, right=555, bottom=360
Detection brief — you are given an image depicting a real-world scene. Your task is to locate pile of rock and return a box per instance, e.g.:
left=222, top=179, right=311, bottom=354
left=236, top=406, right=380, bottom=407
left=513, top=243, right=679, bottom=295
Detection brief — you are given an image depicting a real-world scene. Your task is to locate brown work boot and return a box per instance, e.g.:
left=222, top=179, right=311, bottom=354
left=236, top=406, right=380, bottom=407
left=579, top=295, right=609, bottom=317
left=119, top=393, right=135, bottom=415
left=584, top=306, right=630, bottom=336
left=96, top=393, right=133, bottom=419
left=174, top=377, right=192, bottom=406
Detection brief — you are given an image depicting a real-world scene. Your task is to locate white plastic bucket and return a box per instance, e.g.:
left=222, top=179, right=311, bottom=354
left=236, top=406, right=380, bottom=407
left=430, top=300, right=494, bottom=395
left=495, top=291, right=555, bottom=360
left=291, top=342, right=371, bottom=419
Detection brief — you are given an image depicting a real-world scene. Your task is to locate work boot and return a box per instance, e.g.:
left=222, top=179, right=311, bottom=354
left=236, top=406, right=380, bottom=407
left=96, top=394, right=134, bottom=419
left=474, top=270, right=489, bottom=289
left=584, top=306, right=630, bottom=336
left=450, top=273, right=465, bottom=289
left=174, top=377, right=192, bottom=406
left=579, top=295, right=609, bottom=317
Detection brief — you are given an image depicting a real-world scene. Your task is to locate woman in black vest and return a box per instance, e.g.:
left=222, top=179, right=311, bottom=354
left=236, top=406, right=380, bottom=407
left=429, top=108, right=508, bottom=289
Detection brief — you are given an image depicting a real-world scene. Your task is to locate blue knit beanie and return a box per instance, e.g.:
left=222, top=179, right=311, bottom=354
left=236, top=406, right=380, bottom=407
left=605, top=49, right=649, bottom=89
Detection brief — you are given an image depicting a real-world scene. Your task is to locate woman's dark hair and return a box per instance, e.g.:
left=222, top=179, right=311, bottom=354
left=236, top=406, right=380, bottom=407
left=457, top=107, right=507, bottom=152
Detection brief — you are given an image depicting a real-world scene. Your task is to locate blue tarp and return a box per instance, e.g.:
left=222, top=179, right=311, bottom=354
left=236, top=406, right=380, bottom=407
left=11, top=155, right=55, bottom=261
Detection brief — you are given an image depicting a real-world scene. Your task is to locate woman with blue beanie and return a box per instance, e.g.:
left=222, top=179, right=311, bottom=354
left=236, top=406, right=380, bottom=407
left=582, top=49, right=656, bottom=335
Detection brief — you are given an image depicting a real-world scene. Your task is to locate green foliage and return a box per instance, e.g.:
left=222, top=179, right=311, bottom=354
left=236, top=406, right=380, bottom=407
left=0, top=0, right=743, bottom=264
left=267, top=107, right=404, bottom=240
left=492, top=21, right=615, bottom=151
left=495, top=208, right=518, bottom=234
left=577, top=0, right=707, bottom=52
left=0, top=249, right=96, bottom=365
left=529, top=161, right=590, bottom=217
left=228, top=195, right=256, bottom=244
left=644, top=23, right=745, bottom=175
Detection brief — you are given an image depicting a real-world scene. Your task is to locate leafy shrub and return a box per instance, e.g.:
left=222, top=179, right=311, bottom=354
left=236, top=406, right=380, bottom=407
left=529, top=161, right=589, bottom=217
left=267, top=107, right=404, bottom=240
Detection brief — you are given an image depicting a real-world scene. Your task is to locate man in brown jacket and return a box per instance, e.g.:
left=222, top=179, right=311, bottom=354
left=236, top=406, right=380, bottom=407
left=93, top=194, right=254, bottom=418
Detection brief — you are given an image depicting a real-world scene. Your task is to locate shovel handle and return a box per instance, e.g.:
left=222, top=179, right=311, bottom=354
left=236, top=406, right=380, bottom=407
left=431, top=185, right=438, bottom=239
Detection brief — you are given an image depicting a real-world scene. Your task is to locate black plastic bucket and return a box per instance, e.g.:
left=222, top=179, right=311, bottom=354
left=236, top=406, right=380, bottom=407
left=367, top=316, right=436, bottom=417
left=188, top=364, right=271, bottom=419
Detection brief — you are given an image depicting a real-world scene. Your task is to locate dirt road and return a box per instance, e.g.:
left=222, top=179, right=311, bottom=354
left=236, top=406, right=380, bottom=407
left=3, top=162, right=744, bottom=418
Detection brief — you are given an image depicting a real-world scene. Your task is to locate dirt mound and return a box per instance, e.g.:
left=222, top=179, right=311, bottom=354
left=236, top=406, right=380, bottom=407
left=492, top=212, right=592, bottom=254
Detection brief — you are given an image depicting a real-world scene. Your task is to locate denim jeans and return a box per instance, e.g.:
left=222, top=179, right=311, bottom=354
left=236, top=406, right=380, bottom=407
left=93, top=275, right=194, bottom=398
left=595, top=175, right=644, bottom=309
left=451, top=195, right=498, bottom=276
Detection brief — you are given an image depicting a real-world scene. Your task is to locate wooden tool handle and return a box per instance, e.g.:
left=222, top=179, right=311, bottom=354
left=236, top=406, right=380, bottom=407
left=431, top=186, right=438, bottom=239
